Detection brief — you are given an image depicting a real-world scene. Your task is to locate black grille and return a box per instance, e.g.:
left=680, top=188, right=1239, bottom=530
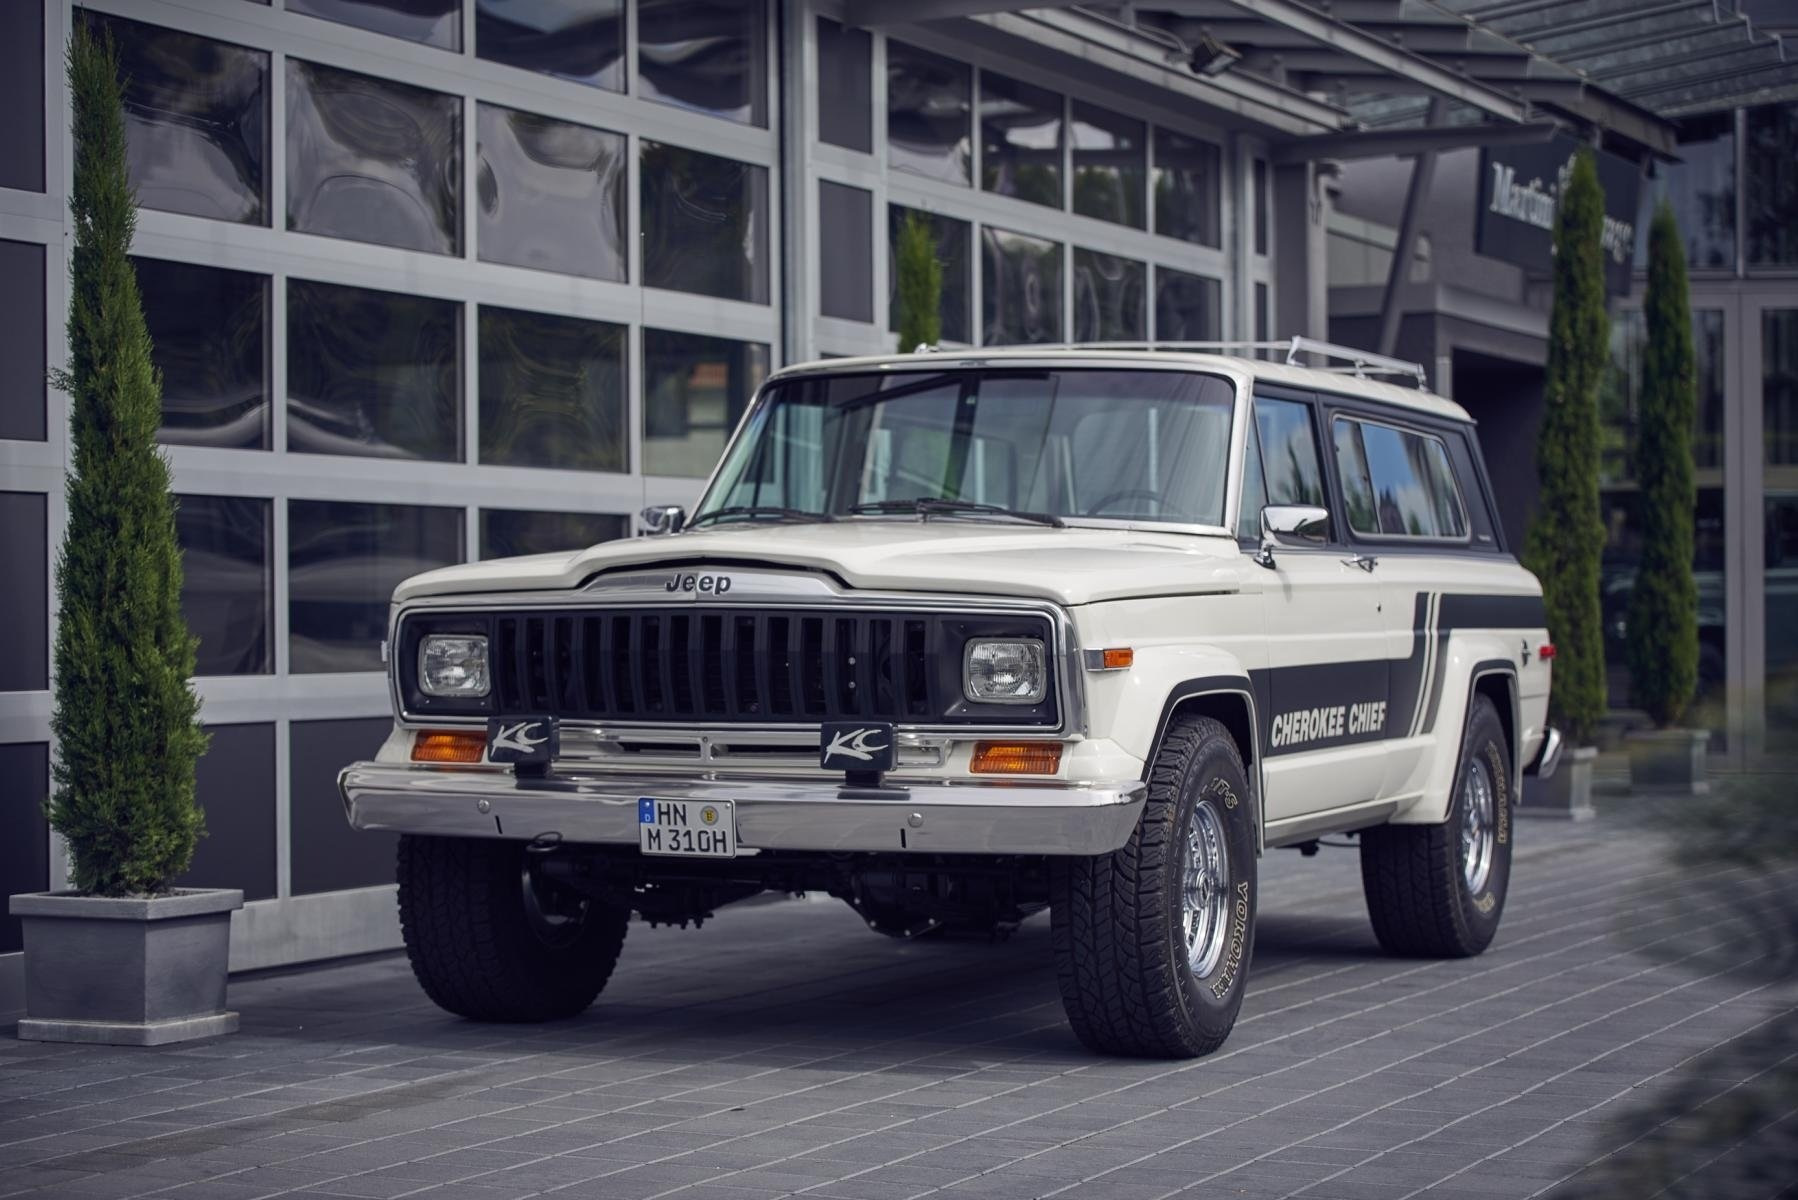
left=477, top=608, right=1053, bottom=726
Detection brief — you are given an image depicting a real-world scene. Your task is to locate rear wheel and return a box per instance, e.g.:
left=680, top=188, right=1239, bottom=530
left=397, top=835, right=629, bottom=1021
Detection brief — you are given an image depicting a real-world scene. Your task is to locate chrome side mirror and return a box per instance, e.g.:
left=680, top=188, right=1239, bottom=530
left=639, top=505, right=686, bottom=536
left=1255, top=503, right=1330, bottom=568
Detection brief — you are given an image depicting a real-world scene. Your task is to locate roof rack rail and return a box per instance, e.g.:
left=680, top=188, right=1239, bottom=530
left=1054, top=336, right=1429, bottom=386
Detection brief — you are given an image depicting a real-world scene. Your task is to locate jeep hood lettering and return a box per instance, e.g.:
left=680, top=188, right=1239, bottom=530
left=393, top=522, right=1246, bottom=607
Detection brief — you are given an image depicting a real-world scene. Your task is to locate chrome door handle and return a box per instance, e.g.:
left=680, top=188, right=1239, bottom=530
left=1341, top=554, right=1378, bottom=572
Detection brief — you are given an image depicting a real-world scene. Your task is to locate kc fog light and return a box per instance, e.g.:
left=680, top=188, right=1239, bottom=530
left=418, top=634, right=490, bottom=698
left=964, top=639, right=1047, bottom=704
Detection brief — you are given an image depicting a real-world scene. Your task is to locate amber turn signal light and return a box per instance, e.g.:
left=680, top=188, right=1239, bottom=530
left=411, top=730, right=486, bottom=764
left=970, top=742, right=1064, bottom=775
left=1102, top=647, right=1134, bottom=670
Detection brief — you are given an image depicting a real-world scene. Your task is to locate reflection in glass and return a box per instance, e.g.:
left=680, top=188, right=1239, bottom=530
left=816, top=17, right=872, bottom=153
left=1155, top=266, right=1221, bottom=341
left=888, top=205, right=970, bottom=344
left=887, top=41, right=970, bottom=185
left=1767, top=310, right=1798, bottom=751
left=1636, top=112, right=1734, bottom=270
left=642, top=329, right=769, bottom=478
left=287, top=60, right=461, bottom=255
left=479, top=306, right=625, bottom=473
left=640, top=142, right=769, bottom=303
left=81, top=12, right=266, bottom=225
left=819, top=181, right=873, bottom=323
left=1601, top=308, right=1727, bottom=484
left=477, top=103, right=625, bottom=281
left=137, top=257, right=269, bottom=450
left=288, top=279, right=461, bottom=462
left=1073, top=248, right=1144, bottom=342
left=1071, top=101, right=1144, bottom=229
left=289, top=501, right=461, bottom=674
left=288, top=0, right=460, bottom=50
left=983, top=228, right=1062, bottom=345
left=1254, top=399, right=1325, bottom=508
left=480, top=509, right=627, bottom=559
left=476, top=0, right=623, bottom=90
left=1747, top=103, right=1798, bottom=268
left=176, top=495, right=271, bottom=676
left=638, top=0, right=767, bottom=126
left=1154, top=128, right=1222, bottom=247
left=981, top=72, right=1062, bottom=209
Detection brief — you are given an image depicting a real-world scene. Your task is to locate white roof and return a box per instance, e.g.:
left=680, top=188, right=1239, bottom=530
left=770, top=347, right=1474, bottom=424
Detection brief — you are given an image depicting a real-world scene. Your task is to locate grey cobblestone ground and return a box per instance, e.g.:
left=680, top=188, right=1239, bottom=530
left=2, top=820, right=1793, bottom=1200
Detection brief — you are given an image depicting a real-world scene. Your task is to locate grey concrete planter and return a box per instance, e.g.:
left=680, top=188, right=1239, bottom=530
left=1627, top=727, right=1711, bottom=795
left=1521, top=745, right=1598, bottom=820
left=8, top=888, right=242, bottom=1045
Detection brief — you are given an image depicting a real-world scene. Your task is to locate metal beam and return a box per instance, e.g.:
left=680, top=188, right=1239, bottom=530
left=1513, top=80, right=1678, bottom=153
left=1270, top=118, right=1559, bottom=163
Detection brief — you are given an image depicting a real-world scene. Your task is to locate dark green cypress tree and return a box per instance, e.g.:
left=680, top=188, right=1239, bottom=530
left=895, top=210, right=943, bottom=353
left=47, top=26, right=206, bottom=896
left=1523, top=150, right=1609, bottom=746
left=1625, top=202, right=1700, bottom=727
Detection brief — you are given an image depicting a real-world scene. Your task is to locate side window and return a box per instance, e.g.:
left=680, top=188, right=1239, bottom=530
left=1332, top=416, right=1469, bottom=540
left=1253, top=397, right=1325, bottom=507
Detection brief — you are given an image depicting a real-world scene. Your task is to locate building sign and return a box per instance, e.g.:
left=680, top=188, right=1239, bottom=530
left=1476, top=135, right=1641, bottom=295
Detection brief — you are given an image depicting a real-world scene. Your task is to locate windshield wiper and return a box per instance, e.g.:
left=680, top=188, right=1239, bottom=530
left=687, top=506, right=836, bottom=529
left=847, top=497, right=1065, bottom=528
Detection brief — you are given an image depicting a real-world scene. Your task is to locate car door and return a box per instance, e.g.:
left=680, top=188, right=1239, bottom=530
left=1241, top=391, right=1390, bottom=827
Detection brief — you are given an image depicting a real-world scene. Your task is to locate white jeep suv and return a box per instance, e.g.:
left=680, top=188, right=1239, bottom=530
left=339, top=342, right=1560, bottom=1058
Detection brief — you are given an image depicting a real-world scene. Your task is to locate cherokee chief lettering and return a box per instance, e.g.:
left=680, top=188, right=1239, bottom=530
left=1270, top=700, right=1385, bottom=748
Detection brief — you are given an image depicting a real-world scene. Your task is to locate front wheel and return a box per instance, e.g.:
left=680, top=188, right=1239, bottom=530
left=1050, top=715, right=1257, bottom=1057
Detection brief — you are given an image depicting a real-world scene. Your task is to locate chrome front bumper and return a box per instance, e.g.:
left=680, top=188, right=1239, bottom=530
left=337, top=763, right=1147, bottom=856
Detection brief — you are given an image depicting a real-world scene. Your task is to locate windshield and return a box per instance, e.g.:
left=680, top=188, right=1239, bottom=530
left=696, top=368, right=1236, bottom=527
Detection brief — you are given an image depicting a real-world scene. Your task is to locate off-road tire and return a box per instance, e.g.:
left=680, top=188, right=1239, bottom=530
left=1360, top=695, right=1512, bottom=957
left=397, top=835, right=629, bottom=1021
left=1050, top=715, right=1257, bottom=1058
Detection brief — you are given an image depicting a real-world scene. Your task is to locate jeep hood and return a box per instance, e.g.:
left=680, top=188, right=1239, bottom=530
left=395, top=521, right=1248, bottom=608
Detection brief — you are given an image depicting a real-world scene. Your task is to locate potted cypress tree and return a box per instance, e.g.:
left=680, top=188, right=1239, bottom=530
left=895, top=209, right=943, bottom=353
left=7, top=27, right=239, bottom=1046
left=1521, top=150, right=1609, bottom=819
left=1625, top=203, right=1708, bottom=794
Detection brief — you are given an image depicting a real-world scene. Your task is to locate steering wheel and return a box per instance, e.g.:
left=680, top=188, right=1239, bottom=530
left=1084, top=489, right=1185, bottom=519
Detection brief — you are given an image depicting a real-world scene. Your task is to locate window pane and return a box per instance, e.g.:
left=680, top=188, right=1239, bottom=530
left=1155, top=266, right=1221, bottom=341
left=1254, top=399, right=1324, bottom=508
left=476, top=0, right=623, bottom=90
left=1238, top=411, right=1267, bottom=537
left=1601, top=308, right=1729, bottom=485
left=981, top=72, right=1062, bottom=209
left=1254, top=282, right=1270, bottom=347
left=1764, top=309, right=1798, bottom=751
left=819, top=181, right=873, bottom=323
left=480, top=509, right=627, bottom=558
left=477, top=103, right=625, bottom=281
left=1254, top=158, right=1269, bottom=255
left=289, top=500, right=462, bottom=673
left=888, top=205, right=970, bottom=344
left=1071, top=101, right=1144, bottom=229
left=982, top=227, right=1062, bottom=345
left=0, top=744, right=48, bottom=953
left=288, top=279, right=461, bottom=462
left=817, top=17, right=872, bottom=153
left=287, top=60, right=461, bottom=255
left=1357, top=422, right=1456, bottom=538
left=1334, top=419, right=1377, bottom=534
left=1073, top=248, right=1145, bottom=342
left=638, top=0, right=767, bottom=127
left=0, top=239, right=46, bottom=442
left=1747, top=102, right=1798, bottom=268
left=640, top=142, right=769, bottom=303
left=81, top=12, right=266, bottom=225
left=178, top=723, right=275, bottom=902
left=887, top=41, right=970, bottom=186
left=1154, top=128, right=1221, bottom=247
left=643, top=329, right=769, bottom=478
left=288, top=0, right=460, bottom=50
left=479, top=305, right=625, bottom=472
left=0, top=491, right=46, bottom=692
left=1634, top=114, right=1735, bottom=271
left=0, top=2, right=45, bottom=193
left=176, top=495, right=270, bottom=676
left=138, top=258, right=268, bottom=451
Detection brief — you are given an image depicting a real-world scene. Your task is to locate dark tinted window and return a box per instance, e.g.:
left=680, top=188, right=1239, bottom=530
left=0, top=240, right=46, bottom=442
left=177, top=494, right=271, bottom=676
left=1747, top=102, right=1798, bottom=268
left=981, top=72, right=1062, bottom=209
left=288, top=279, right=461, bottom=462
left=1636, top=111, right=1734, bottom=270
left=476, top=0, right=623, bottom=90
left=1154, top=127, right=1221, bottom=247
left=887, top=41, right=970, bottom=186
left=642, top=329, right=769, bottom=478
left=291, top=718, right=395, bottom=893
left=1334, top=417, right=1467, bottom=539
left=477, top=103, right=626, bottom=281
left=138, top=258, right=268, bottom=451
left=287, top=60, right=461, bottom=255
left=176, top=723, right=275, bottom=901
left=1254, top=157, right=1269, bottom=255
left=0, top=2, right=44, bottom=193
left=982, top=227, right=1062, bottom=345
left=1073, top=248, right=1145, bottom=342
left=288, top=500, right=462, bottom=673
left=1071, top=101, right=1144, bottom=229
left=816, top=17, right=872, bottom=153
left=638, top=0, right=767, bottom=126
left=288, top=0, right=460, bottom=49
left=0, top=491, right=46, bottom=692
left=819, top=181, right=873, bottom=323
left=641, top=142, right=769, bottom=303
left=1155, top=266, right=1221, bottom=341
left=480, top=509, right=628, bottom=559
left=81, top=12, right=267, bottom=225
left=888, top=205, right=970, bottom=344
left=1254, top=398, right=1325, bottom=509
left=0, top=743, right=48, bottom=953
left=479, top=306, right=626, bottom=473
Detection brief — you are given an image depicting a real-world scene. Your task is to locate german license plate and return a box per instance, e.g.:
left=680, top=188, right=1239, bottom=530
left=637, top=798, right=736, bottom=858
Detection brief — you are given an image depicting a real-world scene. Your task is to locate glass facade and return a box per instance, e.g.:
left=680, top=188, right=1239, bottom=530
left=139, top=258, right=270, bottom=451
left=478, top=306, right=627, bottom=473
left=981, top=72, right=1062, bottom=209
left=289, top=501, right=462, bottom=673
left=1154, top=128, right=1222, bottom=248
left=476, top=0, right=624, bottom=90
left=638, top=0, right=768, bottom=126
left=1765, top=310, right=1798, bottom=750
left=0, top=239, right=46, bottom=442
left=819, top=181, right=874, bottom=323
left=888, top=205, right=971, bottom=345
left=982, top=227, right=1062, bottom=345
left=481, top=509, right=629, bottom=559
left=176, top=495, right=272, bottom=677
left=1747, top=103, right=1798, bottom=269
left=477, top=104, right=627, bottom=281
left=1638, top=113, right=1735, bottom=271
left=1073, top=248, right=1146, bottom=342
left=816, top=17, right=872, bottom=153
left=887, top=41, right=971, bottom=186
left=641, top=142, right=770, bottom=303
left=1155, top=266, right=1222, bottom=341
left=642, top=329, right=769, bottom=477
left=288, top=0, right=461, bottom=50
left=1071, top=102, right=1145, bottom=229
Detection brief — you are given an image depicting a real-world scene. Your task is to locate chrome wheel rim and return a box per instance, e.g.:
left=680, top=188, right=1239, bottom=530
left=1460, top=758, right=1496, bottom=895
left=1182, top=800, right=1231, bottom=977
left=521, top=864, right=588, bottom=949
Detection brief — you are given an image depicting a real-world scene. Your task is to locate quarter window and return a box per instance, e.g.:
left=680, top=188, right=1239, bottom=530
left=1332, top=417, right=1468, bottom=540
left=1253, top=398, right=1325, bottom=508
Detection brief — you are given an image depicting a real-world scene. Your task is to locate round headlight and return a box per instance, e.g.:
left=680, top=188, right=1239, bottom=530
left=964, top=639, right=1047, bottom=704
left=418, top=634, right=490, bottom=698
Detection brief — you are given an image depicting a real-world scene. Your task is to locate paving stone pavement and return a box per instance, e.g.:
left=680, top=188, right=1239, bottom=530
left=3, top=819, right=1793, bottom=1200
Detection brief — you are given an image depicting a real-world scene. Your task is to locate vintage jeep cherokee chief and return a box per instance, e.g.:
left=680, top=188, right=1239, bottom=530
left=339, top=340, right=1562, bottom=1058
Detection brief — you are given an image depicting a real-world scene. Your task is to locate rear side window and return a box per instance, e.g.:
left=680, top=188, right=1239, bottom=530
left=1332, top=416, right=1467, bottom=540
